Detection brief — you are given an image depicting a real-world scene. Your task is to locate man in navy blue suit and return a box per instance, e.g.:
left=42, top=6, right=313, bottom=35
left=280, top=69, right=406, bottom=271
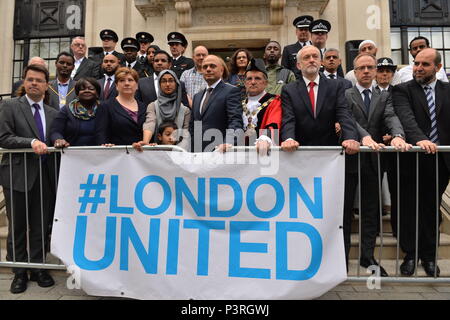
left=189, top=55, right=243, bottom=152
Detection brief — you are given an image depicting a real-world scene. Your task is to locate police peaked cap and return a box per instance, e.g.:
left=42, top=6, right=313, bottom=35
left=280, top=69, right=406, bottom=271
left=309, top=19, right=331, bottom=33
left=121, top=37, right=139, bottom=51
left=377, top=57, right=397, bottom=71
left=246, top=58, right=268, bottom=77
left=293, top=15, right=314, bottom=28
left=100, top=29, right=119, bottom=42
left=136, top=32, right=154, bottom=43
left=167, top=32, right=188, bottom=47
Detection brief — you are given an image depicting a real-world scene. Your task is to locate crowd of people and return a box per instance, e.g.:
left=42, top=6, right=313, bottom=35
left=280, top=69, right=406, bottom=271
left=0, top=15, right=449, bottom=295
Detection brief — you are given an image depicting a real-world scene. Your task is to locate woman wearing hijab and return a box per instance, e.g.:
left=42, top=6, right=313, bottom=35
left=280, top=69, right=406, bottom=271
left=134, top=69, right=191, bottom=150
left=51, top=77, right=101, bottom=147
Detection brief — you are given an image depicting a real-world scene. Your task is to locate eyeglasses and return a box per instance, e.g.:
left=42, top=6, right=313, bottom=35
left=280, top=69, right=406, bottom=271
left=354, top=65, right=376, bottom=71
left=245, top=76, right=264, bottom=82
left=25, top=78, right=47, bottom=84
left=160, top=79, right=176, bottom=84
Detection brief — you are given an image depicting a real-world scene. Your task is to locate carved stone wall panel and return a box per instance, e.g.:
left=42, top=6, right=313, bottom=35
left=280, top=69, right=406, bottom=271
left=192, top=7, right=269, bottom=26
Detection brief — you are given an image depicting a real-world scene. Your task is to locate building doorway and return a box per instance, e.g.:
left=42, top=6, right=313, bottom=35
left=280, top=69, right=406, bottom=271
left=192, top=39, right=269, bottom=63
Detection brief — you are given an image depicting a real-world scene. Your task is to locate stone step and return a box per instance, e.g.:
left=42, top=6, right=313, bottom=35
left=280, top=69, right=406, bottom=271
left=347, top=258, right=450, bottom=277
left=349, top=233, right=450, bottom=259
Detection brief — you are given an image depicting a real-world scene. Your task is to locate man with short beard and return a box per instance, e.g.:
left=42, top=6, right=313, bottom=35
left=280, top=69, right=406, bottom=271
left=98, top=54, right=120, bottom=102
left=280, top=45, right=359, bottom=154
left=393, top=48, right=450, bottom=277
left=263, top=41, right=296, bottom=95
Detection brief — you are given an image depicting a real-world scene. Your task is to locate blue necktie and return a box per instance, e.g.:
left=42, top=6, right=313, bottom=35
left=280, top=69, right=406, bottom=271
left=363, top=89, right=371, bottom=114
left=32, top=104, right=45, bottom=142
left=424, top=86, right=439, bottom=143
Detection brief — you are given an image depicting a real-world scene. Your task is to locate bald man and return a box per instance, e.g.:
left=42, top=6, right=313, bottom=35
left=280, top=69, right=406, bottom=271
left=180, top=45, right=209, bottom=101
left=189, top=55, right=243, bottom=152
left=12, top=57, right=48, bottom=97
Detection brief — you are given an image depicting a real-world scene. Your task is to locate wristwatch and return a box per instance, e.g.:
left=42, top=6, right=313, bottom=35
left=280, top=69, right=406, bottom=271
left=392, top=134, right=404, bottom=140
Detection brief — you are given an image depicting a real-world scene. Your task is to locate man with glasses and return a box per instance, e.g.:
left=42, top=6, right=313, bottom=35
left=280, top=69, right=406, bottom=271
left=70, top=37, right=100, bottom=81
left=344, top=54, right=410, bottom=276
left=0, top=64, right=59, bottom=294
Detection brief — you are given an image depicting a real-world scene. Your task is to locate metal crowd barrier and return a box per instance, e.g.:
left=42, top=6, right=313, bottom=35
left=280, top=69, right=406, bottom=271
left=0, top=145, right=449, bottom=285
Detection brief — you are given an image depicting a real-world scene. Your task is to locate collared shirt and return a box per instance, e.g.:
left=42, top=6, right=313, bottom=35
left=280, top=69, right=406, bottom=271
left=180, top=67, right=207, bottom=98
left=376, top=85, right=389, bottom=92
left=243, top=90, right=266, bottom=128
left=125, top=61, right=137, bottom=69
left=421, top=79, right=438, bottom=103
left=398, top=64, right=449, bottom=83
left=153, top=73, right=159, bottom=96
left=303, top=74, right=320, bottom=116
left=71, top=57, right=85, bottom=79
left=57, top=79, right=70, bottom=108
left=323, top=70, right=338, bottom=79
left=103, top=75, right=115, bottom=90
left=200, top=79, right=221, bottom=108
left=266, top=64, right=296, bottom=95
left=299, top=40, right=312, bottom=47
left=25, top=95, right=46, bottom=143
left=356, top=83, right=373, bottom=101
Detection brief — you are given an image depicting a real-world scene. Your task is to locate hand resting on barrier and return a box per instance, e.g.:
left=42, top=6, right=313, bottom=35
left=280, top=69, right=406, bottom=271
left=31, top=140, right=49, bottom=155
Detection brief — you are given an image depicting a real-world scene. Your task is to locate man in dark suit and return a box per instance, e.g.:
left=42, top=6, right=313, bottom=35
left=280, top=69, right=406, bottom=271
left=47, top=52, right=77, bottom=110
left=281, top=15, right=314, bottom=78
left=98, top=54, right=120, bottom=102
left=190, top=55, right=243, bottom=152
left=136, top=50, right=173, bottom=106
left=167, top=32, right=195, bottom=79
left=309, top=20, right=344, bottom=78
left=120, top=37, right=144, bottom=76
left=91, top=29, right=125, bottom=78
left=70, top=37, right=100, bottom=81
left=0, top=64, right=58, bottom=294
left=136, top=50, right=189, bottom=107
left=322, top=48, right=352, bottom=89
left=344, top=54, right=411, bottom=276
left=393, top=48, right=450, bottom=277
left=280, top=45, right=359, bottom=153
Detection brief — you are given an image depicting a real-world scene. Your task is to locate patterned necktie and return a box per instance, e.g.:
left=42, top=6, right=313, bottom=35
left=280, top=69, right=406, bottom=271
left=201, top=88, right=213, bottom=114
left=363, top=89, right=371, bottom=114
left=424, top=86, right=439, bottom=143
left=308, top=82, right=316, bottom=116
left=32, top=104, right=45, bottom=142
left=104, top=77, right=112, bottom=99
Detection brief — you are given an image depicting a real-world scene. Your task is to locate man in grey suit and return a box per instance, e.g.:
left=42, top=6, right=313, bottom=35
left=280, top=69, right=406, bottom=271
left=0, top=64, right=59, bottom=294
left=344, top=54, right=410, bottom=276
left=70, top=37, right=100, bottom=81
left=47, top=52, right=77, bottom=110
left=189, top=55, right=243, bottom=152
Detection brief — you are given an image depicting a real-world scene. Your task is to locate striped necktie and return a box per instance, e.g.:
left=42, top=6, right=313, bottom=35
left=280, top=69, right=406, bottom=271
left=424, top=85, right=439, bottom=143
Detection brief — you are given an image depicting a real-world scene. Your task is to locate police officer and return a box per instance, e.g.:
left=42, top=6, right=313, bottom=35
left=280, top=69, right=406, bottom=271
left=120, top=37, right=143, bottom=76
left=91, top=29, right=125, bottom=79
left=309, top=19, right=344, bottom=78
left=136, top=32, right=154, bottom=64
left=167, top=32, right=194, bottom=79
left=281, top=15, right=313, bottom=78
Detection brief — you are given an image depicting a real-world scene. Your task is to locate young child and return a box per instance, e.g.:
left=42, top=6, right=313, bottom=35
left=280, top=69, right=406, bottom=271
left=153, top=121, right=178, bottom=145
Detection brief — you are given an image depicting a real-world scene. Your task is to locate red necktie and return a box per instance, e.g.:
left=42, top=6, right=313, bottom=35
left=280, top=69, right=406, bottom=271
left=308, top=82, right=316, bottom=116
left=104, top=77, right=111, bottom=100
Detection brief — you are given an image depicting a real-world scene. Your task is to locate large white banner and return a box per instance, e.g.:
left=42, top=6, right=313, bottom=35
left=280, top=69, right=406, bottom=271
left=51, top=149, right=347, bottom=300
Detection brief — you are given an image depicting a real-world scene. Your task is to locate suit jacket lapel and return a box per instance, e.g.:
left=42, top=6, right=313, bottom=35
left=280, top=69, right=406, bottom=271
left=297, top=79, right=314, bottom=118
left=315, top=77, right=328, bottom=117
left=201, top=81, right=223, bottom=116
left=412, top=81, right=430, bottom=117
left=18, top=96, right=41, bottom=140
left=75, top=58, right=87, bottom=78
left=351, top=87, right=368, bottom=117
left=368, top=88, right=381, bottom=121
left=435, top=81, right=444, bottom=117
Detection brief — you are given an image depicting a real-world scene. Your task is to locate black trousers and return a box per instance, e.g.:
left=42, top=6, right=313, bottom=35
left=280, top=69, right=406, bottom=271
left=4, top=166, right=56, bottom=274
left=343, top=154, right=382, bottom=263
left=398, top=153, right=449, bottom=261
